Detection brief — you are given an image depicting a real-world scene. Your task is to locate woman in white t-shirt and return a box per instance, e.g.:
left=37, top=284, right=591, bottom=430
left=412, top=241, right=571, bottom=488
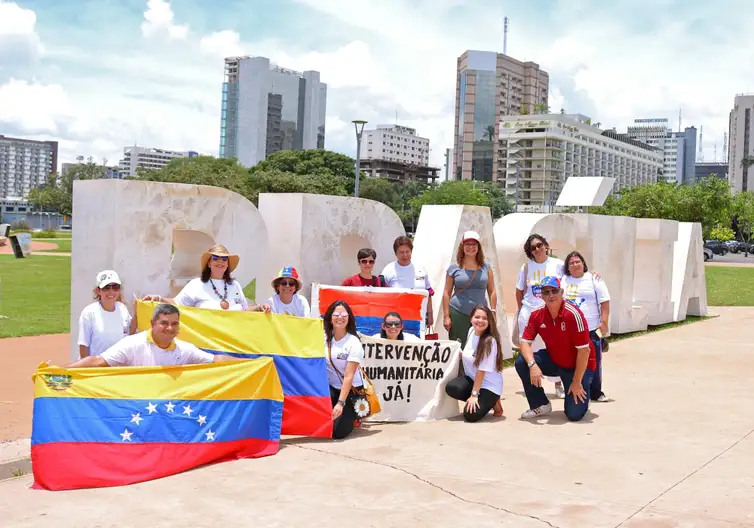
left=561, top=251, right=611, bottom=403
left=324, top=300, right=365, bottom=439
left=371, top=312, right=421, bottom=341
left=77, top=270, right=135, bottom=358
left=143, top=245, right=266, bottom=312
left=445, top=305, right=504, bottom=422
left=263, top=267, right=311, bottom=317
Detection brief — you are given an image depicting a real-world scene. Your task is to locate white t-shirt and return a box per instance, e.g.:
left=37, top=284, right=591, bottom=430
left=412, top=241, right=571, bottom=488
left=461, top=332, right=503, bottom=395
left=516, top=257, right=565, bottom=310
left=77, top=301, right=132, bottom=357
left=101, top=331, right=215, bottom=367
left=381, top=261, right=432, bottom=291
left=174, top=278, right=249, bottom=311
left=370, top=332, right=421, bottom=342
left=561, top=272, right=610, bottom=331
left=326, top=333, right=365, bottom=389
left=265, top=294, right=311, bottom=317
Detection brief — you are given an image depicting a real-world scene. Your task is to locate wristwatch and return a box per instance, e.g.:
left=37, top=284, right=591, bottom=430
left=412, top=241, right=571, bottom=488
left=471, top=391, right=479, bottom=397
left=527, top=360, right=536, bottom=368
left=337, top=400, right=346, bottom=407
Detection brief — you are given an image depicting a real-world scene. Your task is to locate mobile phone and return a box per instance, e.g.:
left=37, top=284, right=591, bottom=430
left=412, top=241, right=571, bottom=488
left=595, top=328, right=604, bottom=338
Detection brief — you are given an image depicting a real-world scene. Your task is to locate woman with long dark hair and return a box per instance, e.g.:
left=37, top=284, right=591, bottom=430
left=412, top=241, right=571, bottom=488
left=324, top=300, right=365, bottom=439
left=445, top=305, right=504, bottom=422
left=372, top=312, right=420, bottom=341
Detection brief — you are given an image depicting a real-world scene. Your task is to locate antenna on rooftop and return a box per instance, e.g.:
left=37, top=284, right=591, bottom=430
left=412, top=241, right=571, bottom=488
left=678, top=109, right=682, bottom=132
left=723, top=132, right=728, bottom=162
left=698, top=126, right=704, bottom=162
left=503, top=16, right=509, bottom=55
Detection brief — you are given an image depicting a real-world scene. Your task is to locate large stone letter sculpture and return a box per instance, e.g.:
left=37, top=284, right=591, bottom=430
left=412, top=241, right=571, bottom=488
left=412, top=205, right=512, bottom=358
left=70, top=179, right=266, bottom=359
left=672, top=222, right=708, bottom=320
left=633, top=219, right=678, bottom=325
left=257, top=193, right=405, bottom=300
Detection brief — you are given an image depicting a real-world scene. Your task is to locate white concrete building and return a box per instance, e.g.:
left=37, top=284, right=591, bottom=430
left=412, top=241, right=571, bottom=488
left=0, top=135, right=58, bottom=199
left=626, top=118, right=697, bottom=184
left=118, top=146, right=198, bottom=178
left=498, top=114, right=662, bottom=209
left=361, top=125, right=429, bottom=166
left=728, top=94, right=754, bottom=193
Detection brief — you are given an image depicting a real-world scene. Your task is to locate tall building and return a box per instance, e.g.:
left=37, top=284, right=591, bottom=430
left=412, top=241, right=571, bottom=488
left=497, top=114, right=662, bottom=209
left=219, top=56, right=327, bottom=168
left=695, top=162, right=728, bottom=182
left=453, top=50, right=549, bottom=182
left=361, top=125, right=429, bottom=166
left=118, top=146, right=198, bottom=178
left=0, top=135, right=58, bottom=199
left=625, top=118, right=697, bottom=184
left=728, top=94, right=754, bottom=193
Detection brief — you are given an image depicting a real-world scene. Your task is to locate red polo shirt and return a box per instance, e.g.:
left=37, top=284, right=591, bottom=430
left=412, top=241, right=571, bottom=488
left=522, top=301, right=596, bottom=371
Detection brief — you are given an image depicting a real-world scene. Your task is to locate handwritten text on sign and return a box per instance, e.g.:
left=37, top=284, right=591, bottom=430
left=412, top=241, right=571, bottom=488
left=360, top=336, right=461, bottom=422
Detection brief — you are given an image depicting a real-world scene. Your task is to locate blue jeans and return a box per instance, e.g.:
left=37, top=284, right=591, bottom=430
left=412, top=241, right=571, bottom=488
left=589, top=330, right=605, bottom=400
left=515, top=349, right=595, bottom=421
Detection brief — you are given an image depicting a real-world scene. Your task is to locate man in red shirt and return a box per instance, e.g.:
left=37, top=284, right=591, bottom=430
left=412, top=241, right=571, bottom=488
left=341, top=248, right=387, bottom=287
left=515, top=276, right=596, bottom=421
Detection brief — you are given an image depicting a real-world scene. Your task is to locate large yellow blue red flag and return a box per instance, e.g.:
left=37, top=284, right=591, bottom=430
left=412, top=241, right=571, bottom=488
left=136, top=301, right=333, bottom=438
left=31, top=357, right=283, bottom=491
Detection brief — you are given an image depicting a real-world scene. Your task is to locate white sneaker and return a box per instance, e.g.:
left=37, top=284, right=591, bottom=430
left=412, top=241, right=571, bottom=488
left=520, top=402, right=552, bottom=419
left=555, top=383, right=565, bottom=399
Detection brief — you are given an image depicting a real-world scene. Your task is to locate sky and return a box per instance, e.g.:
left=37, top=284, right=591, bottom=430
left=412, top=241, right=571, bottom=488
left=1, top=0, right=752, bottom=173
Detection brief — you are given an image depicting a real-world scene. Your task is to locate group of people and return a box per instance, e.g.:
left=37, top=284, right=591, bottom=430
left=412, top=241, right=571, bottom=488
left=70, top=231, right=611, bottom=439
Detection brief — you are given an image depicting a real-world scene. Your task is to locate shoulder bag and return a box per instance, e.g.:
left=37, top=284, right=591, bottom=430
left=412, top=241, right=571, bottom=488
left=591, top=274, right=609, bottom=353
left=328, top=340, right=381, bottom=418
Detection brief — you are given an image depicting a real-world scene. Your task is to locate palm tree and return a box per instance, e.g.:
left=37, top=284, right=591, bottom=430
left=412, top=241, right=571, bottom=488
left=485, top=125, right=495, bottom=142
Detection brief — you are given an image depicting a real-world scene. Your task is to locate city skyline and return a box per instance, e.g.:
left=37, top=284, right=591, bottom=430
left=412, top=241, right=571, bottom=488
left=1, top=0, right=751, bottom=172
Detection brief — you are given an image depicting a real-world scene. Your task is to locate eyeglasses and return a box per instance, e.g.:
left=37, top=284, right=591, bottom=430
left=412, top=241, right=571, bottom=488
left=210, top=255, right=229, bottom=262
left=532, top=242, right=546, bottom=251
left=279, top=280, right=297, bottom=287
left=332, top=313, right=349, bottom=319
left=541, top=288, right=559, bottom=296
left=384, top=321, right=401, bottom=328
left=359, top=259, right=375, bottom=264
left=102, top=284, right=121, bottom=291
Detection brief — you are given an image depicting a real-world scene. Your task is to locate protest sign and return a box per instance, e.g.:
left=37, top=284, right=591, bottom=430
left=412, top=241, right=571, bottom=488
left=360, top=335, right=461, bottom=422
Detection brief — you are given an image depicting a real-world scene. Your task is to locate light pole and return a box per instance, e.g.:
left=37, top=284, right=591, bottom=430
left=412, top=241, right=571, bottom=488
left=352, top=120, right=367, bottom=197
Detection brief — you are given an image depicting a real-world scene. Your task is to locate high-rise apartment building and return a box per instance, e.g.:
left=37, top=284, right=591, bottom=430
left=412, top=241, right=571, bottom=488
left=453, top=50, right=549, bottom=182
left=0, top=135, right=58, bottom=199
left=728, top=94, right=754, bottom=193
left=497, top=114, right=662, bottom=209
left=625, top=118, right=697, bottom=184
left=361, top=125, right=429, bottom=166
left=219, top=56, right=327, bottom=168
left=118, top=146, right=198, bottom=178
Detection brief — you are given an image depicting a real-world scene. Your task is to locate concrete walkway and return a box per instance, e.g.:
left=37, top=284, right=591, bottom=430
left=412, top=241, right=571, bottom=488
left=2, top=308, right=753, bottom=527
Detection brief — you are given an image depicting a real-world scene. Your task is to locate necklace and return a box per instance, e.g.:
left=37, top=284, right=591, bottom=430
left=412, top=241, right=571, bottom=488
left=209, top=278, right=229, bottom=309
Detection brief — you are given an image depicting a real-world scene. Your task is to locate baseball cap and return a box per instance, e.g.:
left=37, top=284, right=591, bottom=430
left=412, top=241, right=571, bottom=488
left=540, top=276, right=561, bottom=290
left=462, top=230, right=480, bottom=243
left=96, top=270, right=122, bottom=289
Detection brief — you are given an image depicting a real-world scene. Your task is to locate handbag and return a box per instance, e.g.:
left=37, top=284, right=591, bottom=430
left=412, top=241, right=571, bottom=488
left=591, top=274, right=609, bottom=353
left=328, top=340, right=380, bottom=418
left=511, top=261, right=529, bottom=348
left=425, top=324, right=439, bottom=341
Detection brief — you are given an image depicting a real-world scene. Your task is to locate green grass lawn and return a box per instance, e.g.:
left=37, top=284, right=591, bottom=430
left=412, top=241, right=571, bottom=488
left=32, top=238, right=72, bottom=253
left=705, top=266, right=754, bottom=306
left=0, top=254, right=71, bottom=338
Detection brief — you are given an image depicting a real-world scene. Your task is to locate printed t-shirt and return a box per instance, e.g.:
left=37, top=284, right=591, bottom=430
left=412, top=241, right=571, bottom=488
left=174, top=278, right=248, bottom=311
left=461, top=332, right=503, bottom=395
left=326, top=333, right=365, bottom=389
left=516, top=257, right=565, bottom=310
left=265, top=294, right=311, bottom=317
left=521, top=302, right=596, bottom=370
left=77, top=301, right=132, bottom=356
left=381, top=261, right=432, bottom=292
left=560, top=272, right=610, bottom=331
left=100, top=331, right=215, bottom=367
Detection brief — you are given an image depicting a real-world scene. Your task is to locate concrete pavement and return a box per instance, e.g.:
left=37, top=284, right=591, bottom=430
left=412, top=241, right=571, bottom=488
left=1, top=308, right=753, bottom=527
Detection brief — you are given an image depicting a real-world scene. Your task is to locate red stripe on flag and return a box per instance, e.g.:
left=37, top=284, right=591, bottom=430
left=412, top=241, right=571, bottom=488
left=282, top=395, right=333, bottom=438
left=317, top=288, right=424, bottom=321
left=31, top=438, right=279, bottom=491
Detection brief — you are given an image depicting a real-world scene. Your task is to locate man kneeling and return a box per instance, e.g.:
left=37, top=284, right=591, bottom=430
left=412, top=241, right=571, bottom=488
left=514, top=276, right=596, bottom=421
left=65, top=303, right=229, bottom=367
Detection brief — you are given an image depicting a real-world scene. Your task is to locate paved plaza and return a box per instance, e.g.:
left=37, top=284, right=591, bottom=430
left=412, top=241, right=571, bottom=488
left=1, top=308, right=752, bottom=527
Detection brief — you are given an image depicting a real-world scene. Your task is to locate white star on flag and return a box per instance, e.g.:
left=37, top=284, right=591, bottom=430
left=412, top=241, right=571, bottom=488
left=130, top=412, right=143, bottom=425
left=145, top=402, right=158, bottom=414
left=205, top=430, right=215, bottom=441
left=120, top=429, right=133, bottom=442
left=197, top=415, right=207, bottom=425
left=165, top=401, right=175, bottom=413
left=183, top=404, right=193, bottom=417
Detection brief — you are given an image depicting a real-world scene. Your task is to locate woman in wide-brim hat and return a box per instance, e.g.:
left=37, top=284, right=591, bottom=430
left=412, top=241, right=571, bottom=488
left=143, top=244, right=269, bottom=312
left=263, top=266, right=311, bottom=317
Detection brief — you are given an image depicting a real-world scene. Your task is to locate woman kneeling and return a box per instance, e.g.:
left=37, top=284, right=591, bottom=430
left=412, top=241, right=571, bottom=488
left=445, top=305, right=504, bottom=422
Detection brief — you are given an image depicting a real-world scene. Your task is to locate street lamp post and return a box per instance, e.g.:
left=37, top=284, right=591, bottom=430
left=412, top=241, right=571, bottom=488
left=352, top=120, right=367, bottom=197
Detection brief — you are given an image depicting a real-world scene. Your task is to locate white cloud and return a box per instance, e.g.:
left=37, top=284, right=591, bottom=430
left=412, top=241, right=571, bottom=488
left=0, top=1, right=44, bottom=65
left=0, top=79, right=73, bottom=133
left=199, top=30, right=244, bottom=58
left=141, top=0, right=188, bottom=40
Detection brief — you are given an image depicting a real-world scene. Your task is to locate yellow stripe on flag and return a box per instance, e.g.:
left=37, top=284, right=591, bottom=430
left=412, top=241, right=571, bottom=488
left=33, top=357, right=283, bottom=402
left=136, top=301, right=324, bottom=358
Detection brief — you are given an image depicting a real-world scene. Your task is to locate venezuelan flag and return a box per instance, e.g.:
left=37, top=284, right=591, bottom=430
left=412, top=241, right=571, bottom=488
left=312, top=284, right=428, bottom=338
left=136, top=301, right=333, bottom=438
left=31, top=357, right=283, bottom=491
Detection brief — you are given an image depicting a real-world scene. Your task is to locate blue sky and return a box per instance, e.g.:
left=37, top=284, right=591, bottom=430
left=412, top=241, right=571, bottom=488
left=1, top=0, right=751, bottom=172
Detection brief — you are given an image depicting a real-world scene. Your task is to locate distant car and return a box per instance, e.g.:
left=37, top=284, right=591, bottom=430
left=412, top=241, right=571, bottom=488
left=703, top=248, right=713, bottom=262
left=704, top=240, right=728, bottom=255
left=58, top=224, right=71, bottom=231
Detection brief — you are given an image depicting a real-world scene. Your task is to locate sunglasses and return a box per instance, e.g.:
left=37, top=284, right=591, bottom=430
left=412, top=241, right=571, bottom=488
left=210, top=255, right=229, bottom=262
left=541, top=288, right=559, bottom=296
left=359, top=259, right=375, bottom=264
left=101, top=284, right=121, bottom=291
left=532, top=242, right=546, bottom=251
left=384, top=321, right=401, bottom=328
left=279, top=279, right=297, bottom=287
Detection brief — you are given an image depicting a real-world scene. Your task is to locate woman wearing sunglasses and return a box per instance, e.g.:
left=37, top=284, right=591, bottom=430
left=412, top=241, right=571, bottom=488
left=263, top=266, right=311, bottom=317
left=77, top=269, right=136, bottom=358
left=342, top=248, right=387, bottom=287
left=372, top=312, right=420, bottom=341
left=143, top=244, right=260, bottom=311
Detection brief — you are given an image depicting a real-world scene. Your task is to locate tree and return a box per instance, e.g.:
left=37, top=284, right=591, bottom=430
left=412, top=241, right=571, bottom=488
left=359, top=178, right=401, bottom=211
left=28, top=162, right=108, bottom=217
left=709, top=225, right=735, bottom=241
left=533, top=103, right=550, bottom=114
left=139, top=156, right=251, bottom=198
left=733, top=191, right=754, bottom=256
left=410, top=180, right=513, bottom=222
left=484, top=125, right=496, bottom=141
left=250, top=149, right=355, bottom=180
left=477, top=181, right=514, bottom=219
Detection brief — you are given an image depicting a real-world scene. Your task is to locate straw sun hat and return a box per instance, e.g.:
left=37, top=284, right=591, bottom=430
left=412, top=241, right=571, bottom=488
left=200, top=244, right=239, bottom=272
